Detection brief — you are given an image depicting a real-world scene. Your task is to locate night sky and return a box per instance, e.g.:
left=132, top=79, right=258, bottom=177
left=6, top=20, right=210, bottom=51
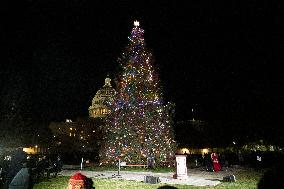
left=1, top=1, right=283, bottom=141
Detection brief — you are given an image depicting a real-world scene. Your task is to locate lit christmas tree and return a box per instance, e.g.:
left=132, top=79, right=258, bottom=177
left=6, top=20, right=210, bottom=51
left=100, top=21, right=176, bottom=166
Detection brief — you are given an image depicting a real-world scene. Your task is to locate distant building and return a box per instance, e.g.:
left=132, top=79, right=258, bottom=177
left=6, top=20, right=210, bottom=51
left=49, top=119, right=79, bottom=138
left=88, top=76, right=116, bottom=118
left=48, top=77, right=115, bottom=153
left=49, top=118, right=105, bottom=153
left=176, top=147, right=211, bottom=155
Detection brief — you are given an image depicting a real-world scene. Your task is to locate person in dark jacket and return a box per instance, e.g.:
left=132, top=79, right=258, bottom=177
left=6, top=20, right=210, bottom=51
left=204, top=153, right=213, bottom=172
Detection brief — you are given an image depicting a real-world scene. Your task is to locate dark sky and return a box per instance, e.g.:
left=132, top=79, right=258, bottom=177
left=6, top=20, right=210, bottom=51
left=1, top=1, right=283, bottom=139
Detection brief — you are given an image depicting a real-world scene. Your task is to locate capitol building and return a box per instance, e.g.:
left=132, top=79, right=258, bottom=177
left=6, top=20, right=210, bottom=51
left=48, top=76, right=116, bottom=153
left=88, top=76, right=116, bottom=118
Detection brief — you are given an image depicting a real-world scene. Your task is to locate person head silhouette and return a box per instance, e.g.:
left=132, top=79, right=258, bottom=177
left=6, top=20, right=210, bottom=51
left=157, top=186, right=177, bottom=189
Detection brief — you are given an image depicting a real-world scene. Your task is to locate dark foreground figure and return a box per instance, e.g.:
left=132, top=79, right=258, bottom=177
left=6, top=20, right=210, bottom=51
left=258, top=163, right=284, bottom=189
left=158, top=186, right=177, bottom=189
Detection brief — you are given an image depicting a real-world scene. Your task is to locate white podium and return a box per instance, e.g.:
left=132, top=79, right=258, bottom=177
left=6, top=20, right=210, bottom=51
left=173, top=155, right=188, bottom=179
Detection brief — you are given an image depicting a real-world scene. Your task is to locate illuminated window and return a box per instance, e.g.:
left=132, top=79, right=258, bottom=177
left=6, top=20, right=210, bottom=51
left=102, top=108, right=108, bottom=114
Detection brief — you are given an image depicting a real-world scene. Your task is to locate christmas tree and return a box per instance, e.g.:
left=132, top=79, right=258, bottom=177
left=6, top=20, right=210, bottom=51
left=100, top=21, right=176, bottom=166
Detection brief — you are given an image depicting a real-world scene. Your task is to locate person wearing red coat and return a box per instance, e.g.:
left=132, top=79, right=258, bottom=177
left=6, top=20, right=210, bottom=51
left=211, top=152, right=221, bottom=172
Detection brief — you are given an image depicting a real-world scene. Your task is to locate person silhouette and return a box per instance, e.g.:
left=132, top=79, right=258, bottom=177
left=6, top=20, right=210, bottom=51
left=211, top=152, right=221, bottom=172
left=258, top=163, right=284, bottom=189
left=157, top=185, right=177, bottom=189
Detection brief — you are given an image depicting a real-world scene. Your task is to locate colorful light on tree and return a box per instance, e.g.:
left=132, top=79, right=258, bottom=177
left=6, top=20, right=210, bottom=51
left=99, top=21, right=176, bottom=166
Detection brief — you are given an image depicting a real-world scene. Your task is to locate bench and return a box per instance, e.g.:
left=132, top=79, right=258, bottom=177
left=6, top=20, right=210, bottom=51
left=122, top=164, right=147, bottom=168
left=119, top=162, right=147, bottom=168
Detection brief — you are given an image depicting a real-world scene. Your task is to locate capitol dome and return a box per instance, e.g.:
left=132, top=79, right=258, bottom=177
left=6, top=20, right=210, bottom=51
left=89, top=77, right=116, bottom=118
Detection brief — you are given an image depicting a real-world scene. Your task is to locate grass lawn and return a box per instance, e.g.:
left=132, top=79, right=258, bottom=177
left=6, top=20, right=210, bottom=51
left=33, top=168, right=263, bottom=189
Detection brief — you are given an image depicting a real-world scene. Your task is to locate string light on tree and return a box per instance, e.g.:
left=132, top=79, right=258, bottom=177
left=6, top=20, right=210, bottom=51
left=99, top=21, right=176, bottom=166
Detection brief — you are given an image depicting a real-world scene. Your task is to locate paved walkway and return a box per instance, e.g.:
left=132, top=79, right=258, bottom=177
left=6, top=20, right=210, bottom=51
left=60, top=167, right=237, bottom=187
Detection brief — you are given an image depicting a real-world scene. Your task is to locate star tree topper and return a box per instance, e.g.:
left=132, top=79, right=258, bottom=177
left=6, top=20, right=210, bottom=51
left=134, top=20, right=140, bottom=27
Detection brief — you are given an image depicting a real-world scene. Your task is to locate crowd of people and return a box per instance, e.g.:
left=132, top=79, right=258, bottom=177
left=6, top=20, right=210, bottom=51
left=0, top=149, right=63, bottom=188
left=203, top=152, right=221, bottom=172
left=184, top=150, right=284, bottom=173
